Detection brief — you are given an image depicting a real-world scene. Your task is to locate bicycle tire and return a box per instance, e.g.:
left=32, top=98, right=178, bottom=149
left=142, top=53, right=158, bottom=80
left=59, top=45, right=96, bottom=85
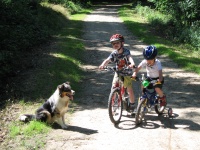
left=155, top=103, right=165, bottom=115
left=168, top=107, right=173, bottom=117
left=108, top=88, right=123, bottom=124
left=135, top=98, right=146, bottom=125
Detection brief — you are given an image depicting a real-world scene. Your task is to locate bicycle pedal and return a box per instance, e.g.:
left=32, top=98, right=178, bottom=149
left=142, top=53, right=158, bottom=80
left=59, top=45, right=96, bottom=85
left=131, top=111, right=136, bottom=115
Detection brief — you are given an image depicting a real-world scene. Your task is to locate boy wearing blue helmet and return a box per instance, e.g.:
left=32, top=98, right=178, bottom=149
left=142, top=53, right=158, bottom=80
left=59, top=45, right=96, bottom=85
left=132, top=45, right=166, bottom=107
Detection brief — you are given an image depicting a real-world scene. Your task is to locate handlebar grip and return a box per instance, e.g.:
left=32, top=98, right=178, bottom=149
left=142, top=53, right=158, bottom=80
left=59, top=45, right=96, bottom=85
left=155, top=81, right=161, bottom=85
left=131, top=76, right=138, bottom=81
left=103, top=66, right=108, bottom=69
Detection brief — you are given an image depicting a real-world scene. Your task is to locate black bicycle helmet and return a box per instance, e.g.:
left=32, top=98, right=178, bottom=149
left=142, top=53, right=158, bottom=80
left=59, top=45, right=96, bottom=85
left=143, top=45, right=157, bottom=60
left=109, top=34, right=125, bottom=43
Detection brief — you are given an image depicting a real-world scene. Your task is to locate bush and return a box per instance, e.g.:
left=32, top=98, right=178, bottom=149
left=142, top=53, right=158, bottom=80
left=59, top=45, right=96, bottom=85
left=179, top=23, right=200, bottom=50
left=134, top=4, right=199, bottom=51
left=135, top=4, right=174, bottom=37
left=0, top=0, right=75, bottom=100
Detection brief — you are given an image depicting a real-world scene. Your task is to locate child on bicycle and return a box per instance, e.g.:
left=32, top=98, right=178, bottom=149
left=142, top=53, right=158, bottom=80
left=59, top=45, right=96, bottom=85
left=132, top=45, right=166, bottom=107
left=99, top=34, right=136, bottom=110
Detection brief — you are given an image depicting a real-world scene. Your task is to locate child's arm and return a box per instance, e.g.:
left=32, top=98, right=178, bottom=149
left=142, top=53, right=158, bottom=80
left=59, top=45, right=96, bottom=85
left=99, top=58, right=111, bottom=69
left=132, top=64, right=142, bottom=78
left=128, top=56, right=135, bottom=68
left=158, top=70, right=163, bottom=82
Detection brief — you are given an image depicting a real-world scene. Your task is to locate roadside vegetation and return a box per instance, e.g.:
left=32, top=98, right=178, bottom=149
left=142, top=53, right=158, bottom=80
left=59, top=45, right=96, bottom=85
left=0, top=0, right=91, bottom=101
left=0, top=0, right=199, bottom=149
left=119, top=1, right=200, bottom=75
left=0, top=0, right=91, bottom=149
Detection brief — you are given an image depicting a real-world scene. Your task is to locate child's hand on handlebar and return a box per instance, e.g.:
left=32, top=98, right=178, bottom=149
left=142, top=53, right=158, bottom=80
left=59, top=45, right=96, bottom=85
left=131, top=73, right=137, bottom=80
left=131, top=72, right=137, bottom=78
left=152, top=79, right=162, bottom=86
left=155, top=80, right=161, bottom=85
left=99, top=65, right=104, bottom=70
left=128, top=64, right=135, bottom=69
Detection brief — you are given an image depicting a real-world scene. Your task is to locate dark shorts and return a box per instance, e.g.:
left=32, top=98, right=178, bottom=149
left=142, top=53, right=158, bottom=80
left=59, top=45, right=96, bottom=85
left=146, top=77, right=164, bottom=89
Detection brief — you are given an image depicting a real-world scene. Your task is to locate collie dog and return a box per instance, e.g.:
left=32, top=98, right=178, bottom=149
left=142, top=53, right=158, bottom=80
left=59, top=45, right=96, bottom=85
left=20, top=82, right=75, bottom=129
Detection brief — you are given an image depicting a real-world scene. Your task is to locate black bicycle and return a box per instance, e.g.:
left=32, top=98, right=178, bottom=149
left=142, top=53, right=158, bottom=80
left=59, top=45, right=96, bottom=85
left=135, top=74, right=173, bottom=125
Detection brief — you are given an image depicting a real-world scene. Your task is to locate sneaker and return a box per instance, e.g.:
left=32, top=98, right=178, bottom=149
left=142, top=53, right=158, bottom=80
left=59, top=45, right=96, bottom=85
left=159, top=95, right=166, bottom=107
left=129, top=103, right=135, bottom=111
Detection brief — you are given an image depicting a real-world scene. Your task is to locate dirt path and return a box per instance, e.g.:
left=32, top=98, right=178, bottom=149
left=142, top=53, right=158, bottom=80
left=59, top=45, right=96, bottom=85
left=46, top=4, right=200, bottom=150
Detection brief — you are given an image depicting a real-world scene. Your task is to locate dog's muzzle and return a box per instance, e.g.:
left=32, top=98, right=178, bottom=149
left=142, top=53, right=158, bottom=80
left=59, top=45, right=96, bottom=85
left=66, top=90, right=75, bottom=100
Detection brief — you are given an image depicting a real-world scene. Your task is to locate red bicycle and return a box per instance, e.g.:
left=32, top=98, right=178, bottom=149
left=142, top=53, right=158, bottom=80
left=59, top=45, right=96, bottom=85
left=104, top=66, right=136, bottom=124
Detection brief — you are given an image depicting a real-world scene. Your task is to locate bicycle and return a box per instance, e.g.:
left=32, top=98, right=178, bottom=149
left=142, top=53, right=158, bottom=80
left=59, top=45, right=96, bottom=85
left=135, top=74, right=173, bottom=125
left=104, top=66, right=136, bottom=124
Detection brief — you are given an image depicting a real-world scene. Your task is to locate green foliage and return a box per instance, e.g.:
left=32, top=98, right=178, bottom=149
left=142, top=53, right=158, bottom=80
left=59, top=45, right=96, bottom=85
left=0, top=0, right=86, bottom=100
left=119, top=5, right=200, bottom=75
left=133, top=1, right=200, bottom=50
left=23, top=121, right=50, bottom=136
left=8, top=120, right=50, bottom=149
left=0, top=1, right=58, bottom=90
left=135, top=4, right=174, bottom=39
left=179, top=24, right=200, bottom=49
left=9, top=125, right=20, bottom=138
left=9, top=121, right=50, bottom=137
left=1, top=7, right=89, bottom=148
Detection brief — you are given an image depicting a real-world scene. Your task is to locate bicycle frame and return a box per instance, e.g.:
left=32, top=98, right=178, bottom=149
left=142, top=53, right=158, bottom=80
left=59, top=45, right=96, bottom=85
left=105, top=66, right=135, bottom=124
left=140, top=88, right=158, bottom=112
left=106, top=66, right=132, bottom=102
left=114, top=78, right=126, bottom=99
left=135, top=75, right=166, bottom=125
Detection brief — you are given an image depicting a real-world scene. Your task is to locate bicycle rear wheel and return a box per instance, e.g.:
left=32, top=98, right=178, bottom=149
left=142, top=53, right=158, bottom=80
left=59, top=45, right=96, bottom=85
left=135, top=98, right=146, bottom=125
left=108, top=88, right=123, bottom=124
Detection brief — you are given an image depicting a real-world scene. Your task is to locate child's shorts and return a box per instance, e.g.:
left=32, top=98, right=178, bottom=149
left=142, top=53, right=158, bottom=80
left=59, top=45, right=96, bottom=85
left=146, top=77, right=164, bottom=89
left=112, top=73, right=132, bottom=88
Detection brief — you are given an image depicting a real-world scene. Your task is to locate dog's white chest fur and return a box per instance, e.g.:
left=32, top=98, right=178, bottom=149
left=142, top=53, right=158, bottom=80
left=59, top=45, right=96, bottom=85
left=50, top=89, right=69, bottom=113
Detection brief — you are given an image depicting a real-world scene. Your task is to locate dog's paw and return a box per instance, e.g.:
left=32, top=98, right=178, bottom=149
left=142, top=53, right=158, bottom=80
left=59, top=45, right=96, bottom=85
left=61, top=124, right=68, bottom=129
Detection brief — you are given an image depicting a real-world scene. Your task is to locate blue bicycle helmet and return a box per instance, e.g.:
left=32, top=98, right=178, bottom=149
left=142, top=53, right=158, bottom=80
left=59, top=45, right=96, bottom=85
left=143, top=45, right=157, bottom=60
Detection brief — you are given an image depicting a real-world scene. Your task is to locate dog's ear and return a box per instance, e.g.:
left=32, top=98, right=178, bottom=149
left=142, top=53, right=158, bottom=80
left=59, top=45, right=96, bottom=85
left=65, top=81, right=70, bottom=85
left=58, top=84, right=64, bottom=97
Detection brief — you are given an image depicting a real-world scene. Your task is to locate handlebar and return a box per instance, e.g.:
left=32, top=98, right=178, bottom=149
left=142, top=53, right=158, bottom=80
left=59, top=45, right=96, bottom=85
left=138, top=76, right=161, bottom=87
left=102, top=66, right=161, bottom=86
left=103, top=66, right=137, bottom=77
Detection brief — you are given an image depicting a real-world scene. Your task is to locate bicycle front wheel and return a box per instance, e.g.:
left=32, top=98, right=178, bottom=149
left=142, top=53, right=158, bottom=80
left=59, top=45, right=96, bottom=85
left=135, top=98, right=146, bottom=125
left=155, top=104, right=165, bottom=115
left=108, top=88, right=123, bottom=124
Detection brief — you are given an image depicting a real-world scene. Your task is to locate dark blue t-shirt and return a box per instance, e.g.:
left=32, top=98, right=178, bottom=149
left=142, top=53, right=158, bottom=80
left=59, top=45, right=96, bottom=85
left=108, top=48, right=131, bottom=68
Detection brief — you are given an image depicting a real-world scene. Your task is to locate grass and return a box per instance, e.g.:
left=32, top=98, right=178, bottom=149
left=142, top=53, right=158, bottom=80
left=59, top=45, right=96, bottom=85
left=26, top=8, right=91, bottom=99
left=0, top=4, right=92, bottom=149
left=119, top=4, right=200, bottom=75
left=9, top=121, right=50, bottom=138
left=8, top=121, right=50, bottom=149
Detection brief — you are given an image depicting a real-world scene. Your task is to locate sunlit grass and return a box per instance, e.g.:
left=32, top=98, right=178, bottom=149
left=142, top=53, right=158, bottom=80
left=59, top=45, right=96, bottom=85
left=119, top=4, right=200, bottom=75
left=9, top=121, right=50, bottom=138
left=41, top=2, right=70, bottom=18
left=2, top=3, right=92, bottom=150
left=9, top=125, right=20, bottom=138
left=23, top=121, right=50, bottom=136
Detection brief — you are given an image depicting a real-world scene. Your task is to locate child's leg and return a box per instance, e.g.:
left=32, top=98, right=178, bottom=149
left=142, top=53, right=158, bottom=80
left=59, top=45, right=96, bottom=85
left=155, top=87, right=166, bottom=106
left=127, top=86, right=135, bottom=103
left=111, top=73, right=118, bottom=89
left=124, top=77, right=135, bottom=111
left=155, top=87, right=164, bottom=97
